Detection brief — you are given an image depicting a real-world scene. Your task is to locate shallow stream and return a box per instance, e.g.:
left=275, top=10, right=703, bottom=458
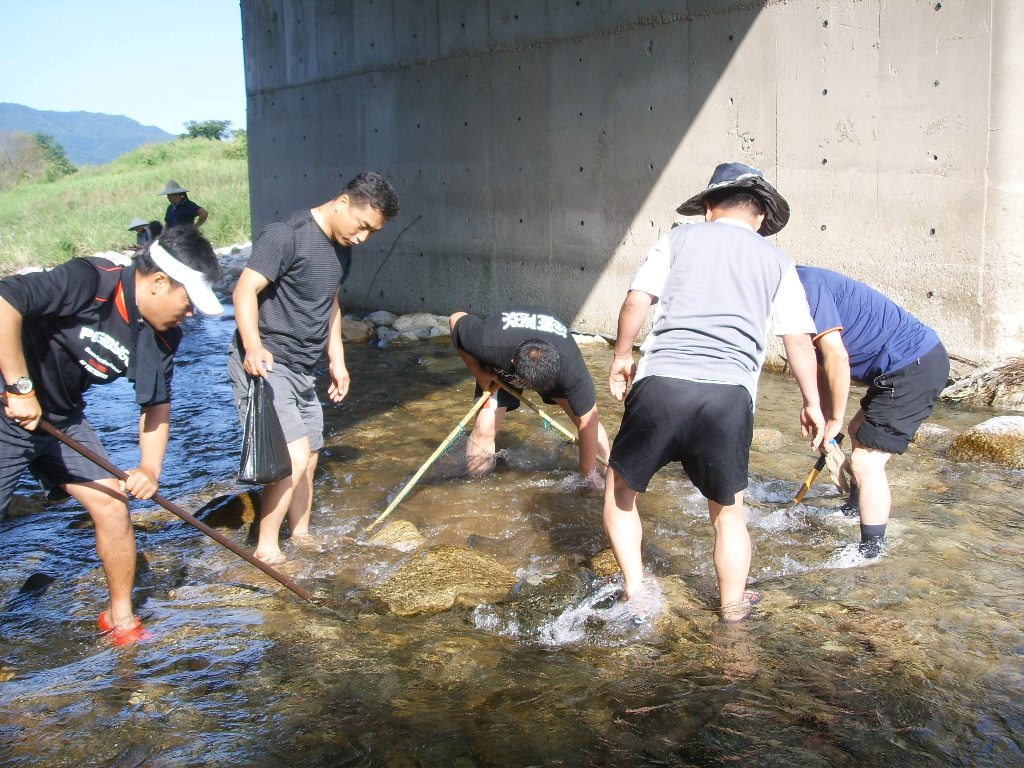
left=1, top=311, right=1023, bottom=767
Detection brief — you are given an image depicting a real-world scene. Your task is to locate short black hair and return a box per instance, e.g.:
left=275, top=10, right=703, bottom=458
left=704, top=189, right=766, bottom=218
left=341, top=171, right=400, bottom=221
left=512, top=339, right=561, bottom=391
left=148, top=220, right=164, bottom=238
left=136, top=225, right=221, bottom=285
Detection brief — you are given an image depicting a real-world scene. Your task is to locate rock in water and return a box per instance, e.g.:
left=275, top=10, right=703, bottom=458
left=587, top=549, right=621, bottom=577
left=364, top=545, right=518, bottom=616
left=195, top=491, right=260, bottom=529
left=342, top=317, right=373, bottom=343
left=366, top=520, right=425, bottom=552
left=947, top=416, right=1024, bottom=469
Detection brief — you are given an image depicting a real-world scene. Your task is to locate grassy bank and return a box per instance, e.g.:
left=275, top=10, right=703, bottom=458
left=0, top=137, right=250, bottom=273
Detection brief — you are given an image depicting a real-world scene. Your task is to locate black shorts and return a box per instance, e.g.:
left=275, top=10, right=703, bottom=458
left=0, top=411, right=113, bottom=510
left=608, top=376, right=753, bottom=506
left=857, top=342, right=949, bottom=455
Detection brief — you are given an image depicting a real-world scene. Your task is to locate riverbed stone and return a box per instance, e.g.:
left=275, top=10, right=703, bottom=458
left=366, top=520, right=425, bottom=552
left=364, top=310, right=398, bottom=327
left=376, top=326, right=400, bottom=345
left=392, top=312, right=443, bottom=334
left=195, top=490, right=261, bottom=529
left=912, top=422, right=957, bottom=451
left=947, top=416, right=1024, bottom=469
left=751, top=428, right=785, bottom=450
left=364, top=545, right=518, bottom=616
left=587, top=549, right=621, bottom=577
left=342, top=317, right=373, bottom=343
left=2, top=494, right=46, bottom=520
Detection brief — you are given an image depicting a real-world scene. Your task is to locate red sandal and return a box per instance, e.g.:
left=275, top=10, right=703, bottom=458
left=98, top=611, right=152, bottom=646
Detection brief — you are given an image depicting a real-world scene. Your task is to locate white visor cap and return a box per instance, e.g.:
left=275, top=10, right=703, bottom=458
left=148, top=242, right=224, bottom=318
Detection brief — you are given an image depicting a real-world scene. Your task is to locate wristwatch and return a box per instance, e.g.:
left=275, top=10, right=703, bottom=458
left=4, top=377, right=34, bottom=396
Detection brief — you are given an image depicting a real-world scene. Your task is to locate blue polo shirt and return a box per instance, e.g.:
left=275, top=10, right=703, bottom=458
left=796, top=266, right=940, bottom=383
left=165, top=199, right=202, bottom=228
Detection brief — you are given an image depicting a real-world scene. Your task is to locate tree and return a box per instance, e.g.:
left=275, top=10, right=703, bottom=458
left=0, top=131, right=76, bottom=189
left=181, top=120, right=233, bottom=140
left=32, top=133, right=77, bottom=180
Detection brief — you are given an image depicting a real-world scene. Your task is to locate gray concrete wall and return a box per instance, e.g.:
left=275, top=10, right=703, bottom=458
left=242, top=0, right=1024, bottom=363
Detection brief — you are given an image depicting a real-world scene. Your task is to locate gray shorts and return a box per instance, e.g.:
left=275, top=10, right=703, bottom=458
left=0, top=410, right=114, bottom=510
left=228, top=344, right=324, bottom=452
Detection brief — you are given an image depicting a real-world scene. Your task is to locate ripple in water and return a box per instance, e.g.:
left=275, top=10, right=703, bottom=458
left=474, top=573, right=664, bottom=647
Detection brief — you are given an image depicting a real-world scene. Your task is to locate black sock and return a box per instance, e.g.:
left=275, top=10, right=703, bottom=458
left=860, top=522, right=886, bottom=542
left=848, top=483, right=861, bottom=509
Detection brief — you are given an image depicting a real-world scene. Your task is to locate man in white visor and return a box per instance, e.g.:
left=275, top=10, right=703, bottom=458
left=0, top=225, right=222, bottom=645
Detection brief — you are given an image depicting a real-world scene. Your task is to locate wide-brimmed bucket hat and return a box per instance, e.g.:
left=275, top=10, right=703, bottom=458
left=158, top=180, right=188, bottom=196
left=675, top=162, right=790, bottom=236
left=127, top=217, right=149, bottom=231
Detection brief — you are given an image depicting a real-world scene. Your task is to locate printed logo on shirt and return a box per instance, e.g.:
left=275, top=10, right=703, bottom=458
left=501, top=311, right=568, bottom=338
left=80, top=358, right=111, bottom=380
left=79, top=327, right=130, bottom=365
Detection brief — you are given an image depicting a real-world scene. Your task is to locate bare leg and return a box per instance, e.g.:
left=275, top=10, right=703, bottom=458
left=849, top=443, right=892, bottom=527
left=255, top=436, right=312, bottom=562
left=466, top=403, right=506, bottom=477
left=65, top=479, right=137, bottom=626
left=287, top=451, right=318, bottom=538
left=709, top=492, right=752, bottom=616
left=602, top=468, right=644, bottom=598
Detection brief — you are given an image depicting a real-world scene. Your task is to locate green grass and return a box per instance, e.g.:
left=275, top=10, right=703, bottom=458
left=0, top=137, right=250, bottom=273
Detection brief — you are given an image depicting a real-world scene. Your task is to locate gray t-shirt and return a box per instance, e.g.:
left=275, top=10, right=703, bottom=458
left=238, top=209, right=351, bottom=375
left=629, top=218, right=815, bottom=405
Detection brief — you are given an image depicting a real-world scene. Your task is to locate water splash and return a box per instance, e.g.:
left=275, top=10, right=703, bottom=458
left=474, top=573, right=664, bottom=648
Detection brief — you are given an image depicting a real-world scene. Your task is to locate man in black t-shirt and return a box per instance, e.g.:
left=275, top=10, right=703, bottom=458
left=0, top=226, right=222, bottom=644
left=450, top=306, right=609, bottom=486
left=229, top=172, right=399, bottom=564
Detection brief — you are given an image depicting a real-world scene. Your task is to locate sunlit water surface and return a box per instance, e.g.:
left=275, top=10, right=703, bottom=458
left=1, top=311, right=1023, bottom=767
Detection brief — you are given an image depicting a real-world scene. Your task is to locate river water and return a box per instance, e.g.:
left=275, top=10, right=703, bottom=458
left=1, top=310, right=1023, bottom=767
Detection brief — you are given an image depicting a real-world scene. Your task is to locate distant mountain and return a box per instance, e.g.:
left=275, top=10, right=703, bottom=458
left=0, top=103, right=175, bottom=167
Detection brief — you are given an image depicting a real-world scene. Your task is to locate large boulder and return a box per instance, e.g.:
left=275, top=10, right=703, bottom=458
left=364, top=545, right=518, bottom=616
left=947, top=416, right=1024, bottom=469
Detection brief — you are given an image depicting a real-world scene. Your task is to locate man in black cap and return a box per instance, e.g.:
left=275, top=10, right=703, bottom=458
left=603, top=162, right=825, bottom=621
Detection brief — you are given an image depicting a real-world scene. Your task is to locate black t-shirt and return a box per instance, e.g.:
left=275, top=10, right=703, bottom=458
left=0, top=257, right=180, bottom=421
left=237, top=209, right=351, bottom=374
left=451, top=305, right=596, bottom=415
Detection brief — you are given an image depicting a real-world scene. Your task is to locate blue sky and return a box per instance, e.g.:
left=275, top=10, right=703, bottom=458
left=0, top=0, right=246, bottom=136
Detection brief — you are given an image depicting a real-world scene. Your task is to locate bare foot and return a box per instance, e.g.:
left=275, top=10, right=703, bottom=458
left=254, top=550, right=287, bottom=566
left=288, top=533, right=321, bottom=551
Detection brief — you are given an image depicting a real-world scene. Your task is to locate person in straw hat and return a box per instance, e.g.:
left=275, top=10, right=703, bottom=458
left=159, top=180, right=208, bottom=230
left=602, top=162, right=825, bottom=622
left=127, top=216, right=153, bottom=254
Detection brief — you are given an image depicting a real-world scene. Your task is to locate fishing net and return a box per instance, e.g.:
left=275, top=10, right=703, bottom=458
left=503, top=425, right=577, bottom=472
left=399, top=423, right=577, bottom=488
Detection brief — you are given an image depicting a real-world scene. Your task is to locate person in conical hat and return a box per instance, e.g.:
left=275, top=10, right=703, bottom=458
left=603, top=161, right=824, bottom=622
left=127, top=217, right=152, bottom=254
left=159, top=180, right=208, bottom=229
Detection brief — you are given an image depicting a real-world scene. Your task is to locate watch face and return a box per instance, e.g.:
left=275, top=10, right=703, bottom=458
left=11, top=377, right=33, bottom=394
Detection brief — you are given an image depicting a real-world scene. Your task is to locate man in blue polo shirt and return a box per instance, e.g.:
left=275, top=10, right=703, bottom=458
left=797, top=266, right=949, bottom=557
